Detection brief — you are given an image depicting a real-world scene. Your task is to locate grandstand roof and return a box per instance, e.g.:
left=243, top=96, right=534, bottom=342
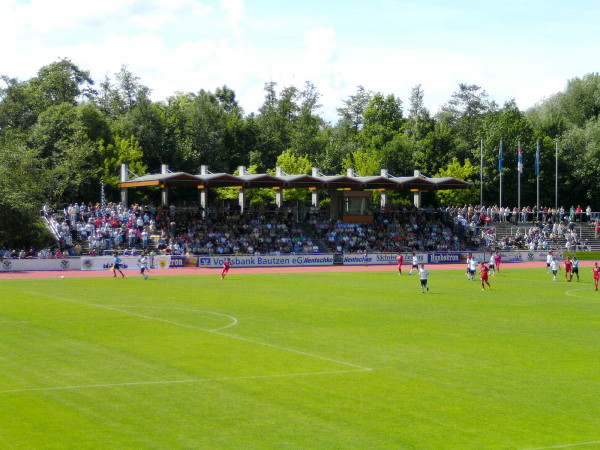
left=118, top=172, right=203, bottom=187
left=389, top=176, right=439, bottom=190
left=318, top=175, right=366, bottom=189
left=118, top=171, right=473, bottom=191
left=428, top=177, right=474, bottom=190
left=195, top=173, right=246, bottom=187
left=355, top=176, right=403, bottom=190
left=235, top=174, right=285, bottom=188
left=277, top=174, right=326, bottom=189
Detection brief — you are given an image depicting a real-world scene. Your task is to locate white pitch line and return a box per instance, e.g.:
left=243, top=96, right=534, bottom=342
left=210, top=329, right=372, bottom=371
left=24, top=293, right=237, bottom=332
left=22, top=291, right=372, bottom=371
left=110, top=305, right=238, bottom=331
left=564, top=288, right=596, bottom=300
left=520, top=440, right=600, bottom=450
left=0, top=369, right=370, bottom=394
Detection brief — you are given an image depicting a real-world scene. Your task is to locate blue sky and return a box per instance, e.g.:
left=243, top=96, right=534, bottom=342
left=2, top=0, right=599, bottom=121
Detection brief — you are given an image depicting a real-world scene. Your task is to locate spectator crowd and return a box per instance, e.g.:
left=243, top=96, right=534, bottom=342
left=3, top=201, right=597, bottom=259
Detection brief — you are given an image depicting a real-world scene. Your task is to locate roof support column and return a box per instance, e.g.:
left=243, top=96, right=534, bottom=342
left=161, top=164, right=169, bottom=207
left=413, top=169, right=422, bottom=209
left=380, top=169, right=389, bottom=209
left=238, top=166, right=246, bottom=213
left=275, top=167, right=284, bottom=208
left=311, top=167, right=319, bottom=207
left=199, top=165, right=208, bottom=217
left=120, top=164, right=129, bottom=208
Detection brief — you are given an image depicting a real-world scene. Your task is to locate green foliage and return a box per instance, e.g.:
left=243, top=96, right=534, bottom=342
left=275, top=149, right=312, bottom=175
left=273, top=149, right=312, bottom=203
left=99, top=136, right=147, bottom=186
left=6, top=59, right=600, bottom=248
left=0, top=137, right=52, bottom=248
left=214, top=165, right=275, bottom=204
left=342, top=148, right=382, bottom=176
left=434, top=157, right=479, bottom=205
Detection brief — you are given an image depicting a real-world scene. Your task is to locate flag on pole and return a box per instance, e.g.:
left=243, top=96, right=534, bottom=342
left=498, top=142, right=503, bottom=172
left=535, top=142, right=540, bottom=176
left=518, top=145, right=523, bottom=173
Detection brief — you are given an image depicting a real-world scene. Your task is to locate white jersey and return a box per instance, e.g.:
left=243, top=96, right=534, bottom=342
left=550, top=260, right=559, bottom=271
left=138, top=256, right=148, bottom=269
left=469, top=258, right=478, bottom=271
left=489, top=255, right=495, bottom=265
left=418, top=267, right=429, bottom=280
left=412, top=255, right=419, bottom=266
left=546, top=254, right=553, bottom=264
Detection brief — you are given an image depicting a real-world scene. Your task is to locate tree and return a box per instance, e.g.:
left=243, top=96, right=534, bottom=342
left=289, top=82, right=327, bottom=159
left=33, top=59, right=95, bottom=107
left=99, top=136, right=148, bottom=187
left=434, top=158, right=479, bottom=205
left=337, top=85, right=372, bottom=133
left=0, top=137, right=52, bottom=248
left=214, top=165, right=275, bottom=205
left=360, top=93, right=404, bottom=147
left=480, top=100, right=534, bottom=206
left=438, top=83, right=495, bottom=162
left=342, top=148, right=382, bottom=176
left=406, top=84, right=433, bottom=141
left=273, top=149, right=312, bottom=203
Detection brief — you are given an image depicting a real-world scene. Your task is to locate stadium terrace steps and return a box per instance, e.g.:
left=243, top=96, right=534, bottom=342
left=492, top=221, right=600, bottom=251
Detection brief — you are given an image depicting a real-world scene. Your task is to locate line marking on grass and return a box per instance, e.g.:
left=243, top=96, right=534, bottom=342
left=110, top=305, right=238, bottom=331
left=21, top=291, right=372, bottom=376
left=24, top=292, right=238, bottom=333
left=564, top=288, right=596, bottom=300
left=210, top=329, right=372, bottom=371
left=0, top=368, right=371, bottom=394
left=520, top=440, right=600, bottom=450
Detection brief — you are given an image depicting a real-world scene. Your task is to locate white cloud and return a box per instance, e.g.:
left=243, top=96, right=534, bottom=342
left=220, top=0, right=243, bottom=35
left=303, top=27, right=338, bottom=65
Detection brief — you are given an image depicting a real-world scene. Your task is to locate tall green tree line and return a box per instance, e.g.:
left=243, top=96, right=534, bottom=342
left=1, top=59, right=600, bottom=246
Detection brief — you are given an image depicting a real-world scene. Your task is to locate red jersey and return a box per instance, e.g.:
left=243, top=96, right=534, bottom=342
left=480, top=265, right=489, bottom=279
left=223, top=260, right=231, bottom=271
left=564, top=260, right=572, bottom=272
left=494, top=254, right=501, bottom=265
left=593, top=266, right=600, bottom=280
left=397, top=255, right=403, bottom=265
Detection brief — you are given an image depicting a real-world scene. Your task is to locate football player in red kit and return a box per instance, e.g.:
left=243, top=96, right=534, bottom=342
left=221, top=258, right=232, bottom=279
left=480, top=263, right=491, bottom=290
left=564, top=258, right=573, bottom=281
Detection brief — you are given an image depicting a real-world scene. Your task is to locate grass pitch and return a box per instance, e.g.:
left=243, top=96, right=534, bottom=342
left=0, top=268, right=599, bottom=449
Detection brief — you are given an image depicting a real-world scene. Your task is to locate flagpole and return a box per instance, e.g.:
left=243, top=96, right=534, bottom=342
left=555, top=139, right=558, bottom=209
left=518, top=140, right=521, bottom=211
left=536, top=139, right=540, bottom=222
left=499, top=139, right=503, bottom=210
left=480, top=137, right=483, bottom=206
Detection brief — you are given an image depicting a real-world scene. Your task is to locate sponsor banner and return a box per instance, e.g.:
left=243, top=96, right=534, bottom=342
left=197, top=254, right=334, bottom=268
left=460, top=250, right=563, bottom=265
left=371, top=253, right=429, bottom=265
left=499, top=250, right=563, bottom=263
left=81, top=256, right=143, bottom=271
left=428, top=253, right=462, bottom=264
left=0, top=258, right=81, bottom=271
left=343, top=253, right=373, bottom=266
left=343, top=252, right=429, bottom=266
left=152, top=255, right=171, bottom=269
left=169, top=256, right=199, bottom=268
left=460, top=252, right=487, bottom=264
